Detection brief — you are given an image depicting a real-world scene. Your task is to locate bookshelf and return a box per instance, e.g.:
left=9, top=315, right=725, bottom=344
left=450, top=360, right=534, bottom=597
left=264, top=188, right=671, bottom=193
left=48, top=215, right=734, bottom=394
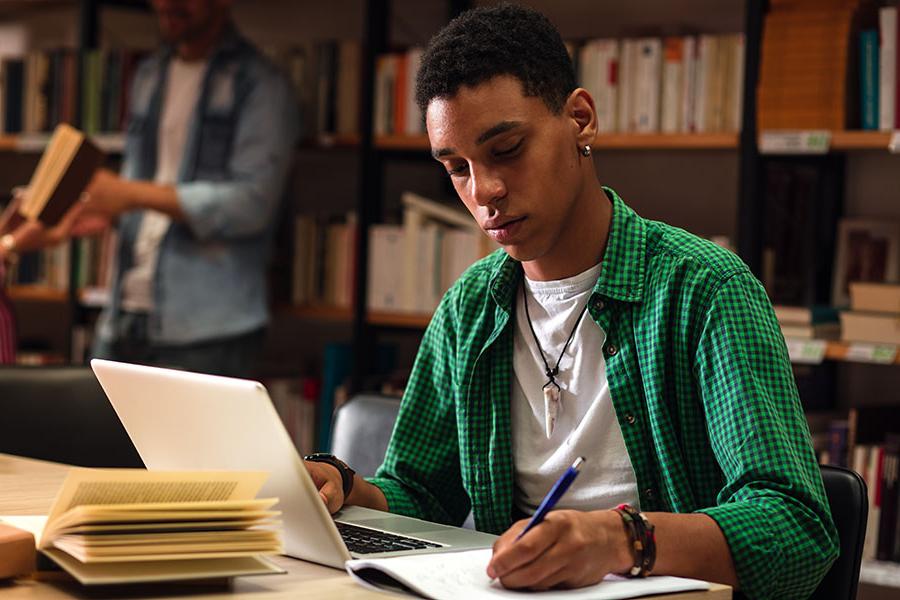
left=7, top=285, right=68, bottom=303
left=375, top=133, right=740, bottom=151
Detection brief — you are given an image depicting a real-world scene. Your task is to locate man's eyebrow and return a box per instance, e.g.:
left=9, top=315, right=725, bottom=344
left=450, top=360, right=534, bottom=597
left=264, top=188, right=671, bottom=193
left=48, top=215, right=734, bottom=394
left=430, top=120, right=523, bottom=159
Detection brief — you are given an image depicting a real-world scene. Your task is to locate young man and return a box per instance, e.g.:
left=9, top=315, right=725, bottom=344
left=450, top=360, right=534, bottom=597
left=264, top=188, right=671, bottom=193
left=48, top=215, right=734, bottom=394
left=58, top=0, right=299, bottom=377
left=305, top=5, right=837, bottom=598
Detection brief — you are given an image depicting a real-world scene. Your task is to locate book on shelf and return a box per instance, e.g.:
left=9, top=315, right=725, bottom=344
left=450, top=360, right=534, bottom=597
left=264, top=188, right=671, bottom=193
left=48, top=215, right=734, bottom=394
left=263, top=40, right=360, bottom=142
left=832, top=218, right=900, bottom=306
left=839, top=311, right=900, bottom=345
left=762, top=162, right=842, bottom=307
left=266, top=376, right=319, bottom=457
left=291, top=212, right=356, bottom=308
left=859, top=28, right=880, bottom=130
left=812, top=407, right=900, bottom=563
left=396, top=191, right=496, bottom=315
left=774, top=304, right=840, bottom=339
left=18, top=123, right=104, bottom=226
left=758, top=0, right=856, bottom=130
left=373, top=48, right=426, bottom=137
left=879, top=6, right=897, bottom=132
left=1, top=48, right=144, bottom=136
left=850, top=282, right=900, bottom=314
left=24, top=468, right=284, bottom=585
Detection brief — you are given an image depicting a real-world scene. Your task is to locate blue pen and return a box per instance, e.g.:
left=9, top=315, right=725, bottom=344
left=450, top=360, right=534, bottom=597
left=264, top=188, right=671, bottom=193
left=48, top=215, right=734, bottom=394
left=516, top=456, right=585, bottom=541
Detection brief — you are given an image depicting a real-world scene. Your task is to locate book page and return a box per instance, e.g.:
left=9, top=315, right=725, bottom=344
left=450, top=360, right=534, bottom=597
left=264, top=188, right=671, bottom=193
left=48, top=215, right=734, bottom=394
left=347, top=548, right=711, bottom=600
left=40, top=468, right=269, bottom=548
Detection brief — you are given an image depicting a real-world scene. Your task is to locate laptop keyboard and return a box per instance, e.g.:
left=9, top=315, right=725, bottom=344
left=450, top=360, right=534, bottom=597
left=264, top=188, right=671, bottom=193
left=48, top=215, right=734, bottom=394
left=335, top=521, right=444, bottom=554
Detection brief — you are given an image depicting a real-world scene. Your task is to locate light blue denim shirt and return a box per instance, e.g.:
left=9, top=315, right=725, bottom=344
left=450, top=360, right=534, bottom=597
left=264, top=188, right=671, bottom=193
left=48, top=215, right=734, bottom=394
left=95, top=26, right=299, bottom=346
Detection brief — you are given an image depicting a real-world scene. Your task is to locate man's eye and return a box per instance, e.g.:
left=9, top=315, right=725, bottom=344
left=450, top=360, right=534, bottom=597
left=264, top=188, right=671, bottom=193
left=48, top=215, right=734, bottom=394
left=495, top=139, right=523, bottom=156
left=447, top=164, right=469, bottom=177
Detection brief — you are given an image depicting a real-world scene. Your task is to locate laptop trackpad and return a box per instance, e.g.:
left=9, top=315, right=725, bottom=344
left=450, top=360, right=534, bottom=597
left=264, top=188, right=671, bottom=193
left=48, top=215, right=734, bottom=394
left=349, top=517, right=452, bottom=535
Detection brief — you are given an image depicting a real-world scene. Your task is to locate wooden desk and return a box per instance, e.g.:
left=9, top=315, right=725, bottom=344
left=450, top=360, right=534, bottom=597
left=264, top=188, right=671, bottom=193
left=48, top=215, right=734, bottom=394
left=0, top=454, right=731, bottom=599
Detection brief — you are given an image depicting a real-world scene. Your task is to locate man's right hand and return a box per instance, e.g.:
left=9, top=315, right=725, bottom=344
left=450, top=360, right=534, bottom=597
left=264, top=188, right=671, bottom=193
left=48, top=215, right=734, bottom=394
left=304, top=460, right=345, bottom=514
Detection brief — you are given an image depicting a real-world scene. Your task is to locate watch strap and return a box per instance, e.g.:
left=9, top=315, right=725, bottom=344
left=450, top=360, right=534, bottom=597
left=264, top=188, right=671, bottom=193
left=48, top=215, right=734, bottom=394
left=304, top=453, right=355, bottom=499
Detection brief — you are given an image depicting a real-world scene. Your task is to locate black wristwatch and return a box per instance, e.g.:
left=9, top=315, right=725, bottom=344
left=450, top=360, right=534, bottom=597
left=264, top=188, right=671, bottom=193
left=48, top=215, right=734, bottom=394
left=304, top=453, right=356, bottom=498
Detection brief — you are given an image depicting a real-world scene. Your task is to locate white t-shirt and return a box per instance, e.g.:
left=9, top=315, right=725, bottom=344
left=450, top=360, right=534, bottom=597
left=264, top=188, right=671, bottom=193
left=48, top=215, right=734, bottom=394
left=512, top=263, right=640, bottom=514
left=120, top=57, right=207, bottom=312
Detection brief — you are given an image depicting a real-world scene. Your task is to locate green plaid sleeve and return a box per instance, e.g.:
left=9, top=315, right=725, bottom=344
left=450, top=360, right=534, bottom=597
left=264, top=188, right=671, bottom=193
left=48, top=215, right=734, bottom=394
left=366, top=288, right=472, bottom=526
left=693, top=272, right=838, bottom=599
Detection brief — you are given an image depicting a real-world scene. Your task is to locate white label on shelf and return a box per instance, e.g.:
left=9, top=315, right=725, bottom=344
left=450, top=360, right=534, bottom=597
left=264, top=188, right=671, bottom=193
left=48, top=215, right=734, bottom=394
left=92, top=133, right=126, bottom=154
left=14, top=134, right=51, bottom=152
left=860, top=559, right=900, bottom=588
left=759, top=130, right=831, bottom=154
left=890, top=131, right=900, bottom=154
left=786, top=339, right=827, bottom=364
left=845, top=343, right=898, bottom=364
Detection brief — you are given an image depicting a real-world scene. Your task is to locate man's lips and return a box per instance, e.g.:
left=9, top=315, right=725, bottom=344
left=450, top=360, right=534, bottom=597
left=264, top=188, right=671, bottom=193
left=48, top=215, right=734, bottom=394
left=483, top=215, right=526, bottom=231
left=483, top=216, right=527, bottom=243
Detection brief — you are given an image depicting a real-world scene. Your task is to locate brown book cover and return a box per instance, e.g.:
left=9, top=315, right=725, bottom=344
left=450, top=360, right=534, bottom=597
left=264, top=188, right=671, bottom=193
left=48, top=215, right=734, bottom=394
left=19, top=123, right=104, bottom=226
left=840, top=311, right=900, bottom=344
left=850, top=282, right=900, bottom=314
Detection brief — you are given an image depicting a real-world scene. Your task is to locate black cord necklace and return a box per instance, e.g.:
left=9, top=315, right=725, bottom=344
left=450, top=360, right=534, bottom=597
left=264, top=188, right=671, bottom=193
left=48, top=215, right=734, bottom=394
left=522, top=283, right=590, bottom=437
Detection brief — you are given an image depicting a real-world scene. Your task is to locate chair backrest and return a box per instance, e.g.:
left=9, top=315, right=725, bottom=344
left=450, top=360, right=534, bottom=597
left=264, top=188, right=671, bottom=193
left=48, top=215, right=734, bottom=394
left=809, top=465, right=868, bottom=600
left=0, top=366, right=143, bottom=467
left=330, top=394, right=401, bottom=478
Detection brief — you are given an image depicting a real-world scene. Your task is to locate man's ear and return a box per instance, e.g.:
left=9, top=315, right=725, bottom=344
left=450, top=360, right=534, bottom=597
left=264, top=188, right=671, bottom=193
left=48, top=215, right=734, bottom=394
left=566, top=88, right=598, bottom=150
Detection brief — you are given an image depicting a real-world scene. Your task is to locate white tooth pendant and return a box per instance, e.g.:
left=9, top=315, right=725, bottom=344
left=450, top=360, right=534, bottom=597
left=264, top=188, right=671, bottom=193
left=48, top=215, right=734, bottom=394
left=543, top=381, right=561, bottom=438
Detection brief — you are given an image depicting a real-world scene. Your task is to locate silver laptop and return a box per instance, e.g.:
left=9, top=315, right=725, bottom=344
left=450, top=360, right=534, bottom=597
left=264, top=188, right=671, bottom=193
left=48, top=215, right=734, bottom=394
left=90, top=359, right=495, bottom=569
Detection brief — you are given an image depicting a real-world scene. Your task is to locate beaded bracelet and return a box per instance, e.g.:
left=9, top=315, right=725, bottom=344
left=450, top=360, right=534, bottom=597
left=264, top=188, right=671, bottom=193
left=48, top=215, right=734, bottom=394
left=614, top=503, right=656, bottom=577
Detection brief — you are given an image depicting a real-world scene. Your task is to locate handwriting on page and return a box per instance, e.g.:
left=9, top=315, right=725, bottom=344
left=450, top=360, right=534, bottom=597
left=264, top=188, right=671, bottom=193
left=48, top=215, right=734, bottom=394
left=352, top=548, right=711, bottom=600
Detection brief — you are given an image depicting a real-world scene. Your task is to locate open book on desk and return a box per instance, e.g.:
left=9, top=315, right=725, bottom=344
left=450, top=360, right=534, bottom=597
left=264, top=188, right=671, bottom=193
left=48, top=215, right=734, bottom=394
left=347, top=548, right=713, bottom=600
left=30, top=468, right=284, bottom=585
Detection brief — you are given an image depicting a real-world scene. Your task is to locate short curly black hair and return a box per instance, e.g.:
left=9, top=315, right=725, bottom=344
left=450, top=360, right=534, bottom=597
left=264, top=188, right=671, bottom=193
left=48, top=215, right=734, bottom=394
left=414, top=3, right=577, bottom=116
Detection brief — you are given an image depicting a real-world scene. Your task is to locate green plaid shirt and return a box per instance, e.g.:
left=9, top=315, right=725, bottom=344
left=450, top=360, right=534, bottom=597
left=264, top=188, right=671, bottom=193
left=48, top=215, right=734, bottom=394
left=368, top=188, right=838, bottom=599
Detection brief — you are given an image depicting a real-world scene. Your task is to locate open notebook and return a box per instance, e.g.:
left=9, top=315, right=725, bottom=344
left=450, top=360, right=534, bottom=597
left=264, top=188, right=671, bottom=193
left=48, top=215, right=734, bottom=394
left=347, top=548, right=711, bottom=600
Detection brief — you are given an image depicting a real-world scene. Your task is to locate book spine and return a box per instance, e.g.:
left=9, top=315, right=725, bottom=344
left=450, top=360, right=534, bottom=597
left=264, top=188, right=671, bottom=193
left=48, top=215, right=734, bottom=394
left=661, top=37, right=683, bottom=134
left=879, top=7, right=897, bottom=131
left=878, top=444, right=899, bottom=561
left=681, top=36, right=697, bottom=133
left=633, top=38, right=661, bottom=133
left=860, top=30, right=880, bottom=131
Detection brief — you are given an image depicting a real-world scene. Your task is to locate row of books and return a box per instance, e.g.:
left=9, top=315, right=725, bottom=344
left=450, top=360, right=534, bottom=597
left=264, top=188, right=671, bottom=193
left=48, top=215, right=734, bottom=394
left=0, top=49, right=145, bottom=136
left=266, top=376, right=320, bottom=458
left=859, top=4, right=899, bottom=129
left=866, top=4, right=900, bottom=131
left=6, top=232, right=116, bottom=293
left=814, top=406, right=900, bottom=563
left=373, top=34, right=745, bottom=138
left=775, top=282, right=900, bottom=345
left=579, top=34, right=744, bottom=135
left=291, top=193, right=494, bottom=315
left=264, top=41, right=361, bottom=141
left=291, top=213, right=357, bottom=308
left=369, top=192, right=495, bottom=314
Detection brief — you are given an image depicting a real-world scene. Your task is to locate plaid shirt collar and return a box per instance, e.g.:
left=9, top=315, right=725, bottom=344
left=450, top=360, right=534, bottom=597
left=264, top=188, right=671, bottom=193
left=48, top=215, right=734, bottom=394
left=488, top=186, right=648, bottom=311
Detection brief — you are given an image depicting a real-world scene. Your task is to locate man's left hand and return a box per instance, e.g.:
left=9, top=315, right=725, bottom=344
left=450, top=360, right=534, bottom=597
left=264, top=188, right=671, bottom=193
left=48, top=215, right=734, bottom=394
left=486, top=509, right=632, bottom=590
left=81, top=168, right=131, bottom=217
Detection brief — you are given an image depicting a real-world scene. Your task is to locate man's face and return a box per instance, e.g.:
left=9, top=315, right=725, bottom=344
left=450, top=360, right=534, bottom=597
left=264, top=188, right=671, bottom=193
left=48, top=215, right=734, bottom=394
left=426, top=76, right=584, bottom=265
left=150, top=0, right=227, bottom=44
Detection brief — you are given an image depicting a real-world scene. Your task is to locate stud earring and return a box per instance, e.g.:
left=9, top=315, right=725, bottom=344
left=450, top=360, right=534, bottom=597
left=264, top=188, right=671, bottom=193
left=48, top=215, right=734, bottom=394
left=581, top=145, right=592, bottom=157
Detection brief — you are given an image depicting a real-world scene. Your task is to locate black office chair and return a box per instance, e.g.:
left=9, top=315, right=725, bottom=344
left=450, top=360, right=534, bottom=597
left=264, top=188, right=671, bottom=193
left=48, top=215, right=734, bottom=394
left=0, top=366, right=143, bottom=467
left=809, top=465, right=868, bottom=600
left=330, top=394, right=401, bottom=478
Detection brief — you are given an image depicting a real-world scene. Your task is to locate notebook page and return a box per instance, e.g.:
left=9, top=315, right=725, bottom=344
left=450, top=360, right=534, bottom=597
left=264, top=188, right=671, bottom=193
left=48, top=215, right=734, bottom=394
left=347, top=548, right=711, bottom=600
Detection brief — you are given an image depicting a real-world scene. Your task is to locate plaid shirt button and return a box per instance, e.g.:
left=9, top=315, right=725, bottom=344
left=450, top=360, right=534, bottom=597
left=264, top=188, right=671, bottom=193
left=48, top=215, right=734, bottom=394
left=605, top=344, right=618, bottom=357
left=625, top=414, right=636, bottom=424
